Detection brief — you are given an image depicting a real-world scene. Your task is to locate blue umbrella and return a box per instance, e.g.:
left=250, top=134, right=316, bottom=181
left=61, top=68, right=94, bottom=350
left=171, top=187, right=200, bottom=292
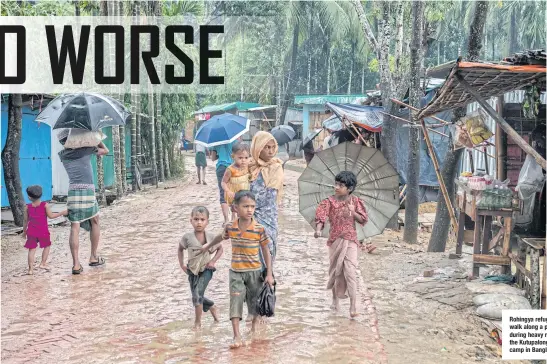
left=194, top=113, right=250, bottom=147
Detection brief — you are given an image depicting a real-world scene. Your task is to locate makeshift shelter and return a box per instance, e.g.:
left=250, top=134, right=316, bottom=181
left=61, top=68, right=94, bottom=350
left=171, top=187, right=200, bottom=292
left=414, top=52, right=546, bottom=304
left=294, top=94, right=368, bottom=143
left=325, top=99, right=453, bottom=197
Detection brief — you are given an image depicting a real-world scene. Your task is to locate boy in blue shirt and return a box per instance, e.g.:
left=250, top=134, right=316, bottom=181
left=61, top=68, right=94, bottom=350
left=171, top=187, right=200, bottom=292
left=210, top=141, right=234, bottom=225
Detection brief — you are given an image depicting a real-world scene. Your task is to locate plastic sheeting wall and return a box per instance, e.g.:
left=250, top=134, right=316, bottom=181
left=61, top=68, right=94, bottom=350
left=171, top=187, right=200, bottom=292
left=1, top=105, right=52, bottom=207
left=396, top=91, right=454, bottom=187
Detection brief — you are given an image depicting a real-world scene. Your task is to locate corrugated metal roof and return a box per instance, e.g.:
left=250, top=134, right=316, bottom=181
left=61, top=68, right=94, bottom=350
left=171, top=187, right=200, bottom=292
left=194, top=102, right=261, bottom=115
left=294, top=94, right=368, bottom=105
left=247, top=105, right=276, bottom=111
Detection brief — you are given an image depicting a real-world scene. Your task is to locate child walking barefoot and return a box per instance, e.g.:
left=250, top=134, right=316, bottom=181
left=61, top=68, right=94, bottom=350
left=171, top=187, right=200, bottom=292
left=221, top=143, right=251, bottom=223
left=22, top=185, right=68, bottom=275
left=179, top=206, right=224, bottom=330
left=201, top=190, right=274, bottom=348
left=314, top=171, right=368, bottom=318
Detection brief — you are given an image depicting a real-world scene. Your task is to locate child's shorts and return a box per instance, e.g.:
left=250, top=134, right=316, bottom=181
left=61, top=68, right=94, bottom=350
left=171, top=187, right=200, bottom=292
left=229, top=269, right=263, bottom=320
left=24, top=236, right=51, bottom=249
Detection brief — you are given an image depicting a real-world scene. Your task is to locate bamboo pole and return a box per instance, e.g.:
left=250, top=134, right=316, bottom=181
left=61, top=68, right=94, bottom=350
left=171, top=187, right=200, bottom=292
left=496, top=97, right=506, bottom=180
left=419, top=116, right=459, bottom=230
left=455, top=75, right=546, bottom=170
left=388, top=99, right=459, bottom=230
left=391, top=97, right=451, bottom=125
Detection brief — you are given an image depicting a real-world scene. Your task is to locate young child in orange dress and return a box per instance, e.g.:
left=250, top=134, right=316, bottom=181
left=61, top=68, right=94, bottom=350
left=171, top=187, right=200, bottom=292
left=221, top=142, right=251, bottom=222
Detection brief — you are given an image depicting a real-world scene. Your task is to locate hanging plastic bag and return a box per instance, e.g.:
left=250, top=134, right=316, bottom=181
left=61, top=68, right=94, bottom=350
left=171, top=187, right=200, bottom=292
left=256, top=282, right=276, bottom=317
left=464, top=109, right=493, bottom=146
left=515, top=155, right=545, bottom=226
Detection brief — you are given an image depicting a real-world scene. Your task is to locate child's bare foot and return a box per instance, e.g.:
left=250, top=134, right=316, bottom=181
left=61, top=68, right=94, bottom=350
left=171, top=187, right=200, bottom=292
left=193, top=322, right=202, bottom=331
left=210, top=306, right=219, bottom=322
left=350, top=311, right=360, bottom=318
left=202, top=181, right=207, bottom=186
left=245, top=313, right=253, bottom=322
left=27, top=269, right=34, bottom=275
left=330, top=299, right=340, bottom=311
left=230, top=336, right=244, bottom=349
left=38, top=264, right=50, bottom=270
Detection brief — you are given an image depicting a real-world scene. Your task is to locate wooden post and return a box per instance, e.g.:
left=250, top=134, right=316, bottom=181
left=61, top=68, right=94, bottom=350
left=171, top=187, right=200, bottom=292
left=455, top=191, right=467, bottom=255
left=468, top=150, right=475, bottom=173
left=496, top=97, right=507, bottom=181
left=419, top=117, right=459, bottom=231
left=501, top=216, right=512, bottom=275
left=455, top=75, right=546, bottom=170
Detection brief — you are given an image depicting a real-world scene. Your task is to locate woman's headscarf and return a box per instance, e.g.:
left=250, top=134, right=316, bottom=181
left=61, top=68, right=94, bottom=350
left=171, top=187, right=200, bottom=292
left=250, top=131, right=284, bottom=200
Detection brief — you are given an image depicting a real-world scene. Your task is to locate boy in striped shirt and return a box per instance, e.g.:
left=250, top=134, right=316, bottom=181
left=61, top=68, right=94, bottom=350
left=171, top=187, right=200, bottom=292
left=202, top=190, right=274, bottom=348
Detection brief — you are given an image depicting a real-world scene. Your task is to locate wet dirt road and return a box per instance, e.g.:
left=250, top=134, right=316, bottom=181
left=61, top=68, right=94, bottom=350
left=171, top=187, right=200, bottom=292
left=2, top=160, right=385, bottom=364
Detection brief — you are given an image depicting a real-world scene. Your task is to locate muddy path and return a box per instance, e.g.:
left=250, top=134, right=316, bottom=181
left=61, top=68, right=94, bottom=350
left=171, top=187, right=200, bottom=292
left=1, top=158, right=503, bottom=363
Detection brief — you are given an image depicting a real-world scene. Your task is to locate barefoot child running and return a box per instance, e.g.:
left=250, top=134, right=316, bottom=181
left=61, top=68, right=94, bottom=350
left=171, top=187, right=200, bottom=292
left=22, top=185, right=68, bottom=275
left=178, top=206, right=224, bottom=329
left=201, top=190, right=274, bottom=348
left=314, top=171, right=368, bottom=318
left=221, top=143, right=251, bottom=222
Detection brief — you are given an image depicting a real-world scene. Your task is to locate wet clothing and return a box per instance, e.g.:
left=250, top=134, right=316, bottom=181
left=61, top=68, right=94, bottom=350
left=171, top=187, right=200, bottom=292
left=25, top=236, right=52, bottom=249
left=187, top=268, right=215, bottom=310
left=229, top=269, right=263, bottom=319
left=212, top=143, right=234, bottom=170
left=195, top=152, right=207, bottom=168
left=180, top=232, right=219, bottom=276
left=226, top=219, right=270, bottom=272
left=315, top=196, right=368, bottom=246
left=67, top=189, right=99, bottom=232
left=250, top=173, right=279, bottom=262
left=24, top=202, right=51, bottom=249
left=224, top=165, right=250, bottom=205
left=59, top=146, right=99, bottom=232
left=328, top=238, right=358, bottom=300
left=216, top=165, right=227, bottom=204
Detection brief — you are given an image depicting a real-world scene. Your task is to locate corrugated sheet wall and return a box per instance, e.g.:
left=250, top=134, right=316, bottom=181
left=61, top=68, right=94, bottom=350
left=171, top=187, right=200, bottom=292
left=461, top=91, right=546, bottom=178
left=1, top=105, right=53, bottom=207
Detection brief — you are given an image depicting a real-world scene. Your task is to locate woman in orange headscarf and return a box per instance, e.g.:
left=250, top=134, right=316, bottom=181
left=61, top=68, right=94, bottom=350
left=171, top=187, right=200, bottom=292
left=249, top=131, right=284, bottom=262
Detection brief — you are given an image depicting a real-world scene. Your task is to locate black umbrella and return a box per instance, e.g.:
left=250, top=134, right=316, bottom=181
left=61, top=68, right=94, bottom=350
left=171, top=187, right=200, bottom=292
left=36, top=93, right=130, bottom=131
left=300, top=128, right=323, bottom=151
left=270, top=125, right=296, bottom=145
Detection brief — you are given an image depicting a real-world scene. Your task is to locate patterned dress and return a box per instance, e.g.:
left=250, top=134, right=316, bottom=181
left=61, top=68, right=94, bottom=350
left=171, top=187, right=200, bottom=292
left=250, top=172, right=279, bottom=263
left=315, top=196, right=368, bottom=246
left=225, top=165, right=250, bottom=205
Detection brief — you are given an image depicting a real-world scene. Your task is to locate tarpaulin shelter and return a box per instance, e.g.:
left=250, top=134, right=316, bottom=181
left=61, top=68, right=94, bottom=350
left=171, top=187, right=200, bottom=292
left=325, top=100, right=453, bottom=189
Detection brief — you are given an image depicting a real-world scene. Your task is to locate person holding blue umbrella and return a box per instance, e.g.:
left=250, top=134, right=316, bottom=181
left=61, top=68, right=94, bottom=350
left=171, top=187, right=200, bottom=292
left=194, top=113, right=251, bottom=226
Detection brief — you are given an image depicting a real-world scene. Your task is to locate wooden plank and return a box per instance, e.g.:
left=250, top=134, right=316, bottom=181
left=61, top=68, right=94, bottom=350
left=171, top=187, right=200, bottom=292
left=509, top=252, right=532, bottom=280
left=473, top=254, right=511, bottom=266
left=482, top=216, right=492, bottom=254
left=477, top=209, right=514, bottom=218
left=530, top=248, right=541, bottom=309
left=521, top=237, right=546, bottom=251
left=488, top=227, right=504, bottom=251
left=456, top=211, right=466, bottom=255
left=455, top=74, right=546, bottom=170
left=501, top=217, right=512, bottom=275
left=473, top=215, right=483, bottom=277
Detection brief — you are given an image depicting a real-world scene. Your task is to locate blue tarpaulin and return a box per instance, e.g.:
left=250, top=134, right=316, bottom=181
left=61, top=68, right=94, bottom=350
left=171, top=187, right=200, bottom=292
left=325, top=93, right=453, bottom=187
